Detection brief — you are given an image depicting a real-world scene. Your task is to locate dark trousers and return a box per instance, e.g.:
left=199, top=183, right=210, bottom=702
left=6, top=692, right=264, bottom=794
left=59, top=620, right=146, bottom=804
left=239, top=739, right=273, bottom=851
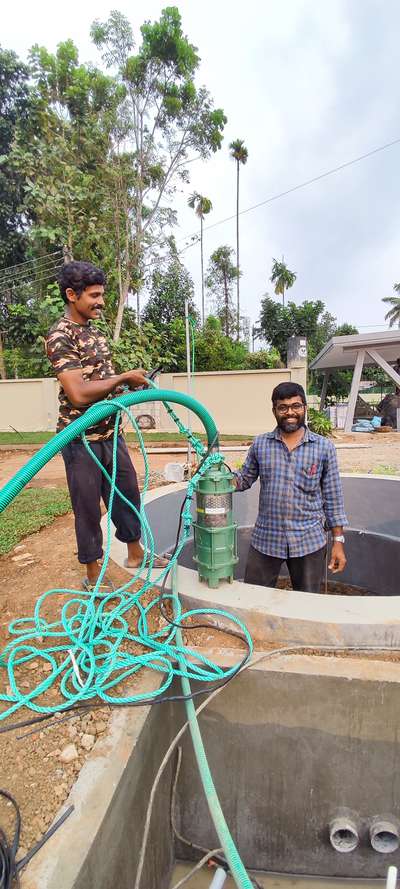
left=244, top=544, right=326, bottom=594
left=62, top=436, right=141, bottom=565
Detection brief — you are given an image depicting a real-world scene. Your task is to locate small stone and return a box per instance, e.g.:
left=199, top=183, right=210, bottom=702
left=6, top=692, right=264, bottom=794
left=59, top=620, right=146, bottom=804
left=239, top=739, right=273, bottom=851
left=80, top=733, right=95, bottom=751
left=27, top=661, right=39, bottom=671
left=12, top=552, right=33, bottom=562
left=18, top=847, right=27, bottom=859
left=68, top=725, right=78, bottom=739
left=42, top=663, right=53, bottom=673
left=95, top=720, right=107, bottom=734
left=59, top=744, right=78, bottom=764
left=13, top=545, right=26, bottom=552
left=54, top=784, right=67, bottom=797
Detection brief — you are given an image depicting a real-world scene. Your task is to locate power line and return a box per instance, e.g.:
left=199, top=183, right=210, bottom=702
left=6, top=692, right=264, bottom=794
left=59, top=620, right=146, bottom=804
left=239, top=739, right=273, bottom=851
left=0, top=269, right=63, bottom=297
left=0, top=249, right=63, bottom=276
left=177, top=136, right=400, bottom=248
left=0, top=255, right=63, bottom=286
left=0, top=252, right=63, bottom=278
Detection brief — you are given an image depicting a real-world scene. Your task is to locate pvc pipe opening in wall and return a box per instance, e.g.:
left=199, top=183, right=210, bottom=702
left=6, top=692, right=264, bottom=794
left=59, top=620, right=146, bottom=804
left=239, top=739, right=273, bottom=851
left=370, top=820, right=400, bottom=854
left=329, top=818, right=359, bottom=853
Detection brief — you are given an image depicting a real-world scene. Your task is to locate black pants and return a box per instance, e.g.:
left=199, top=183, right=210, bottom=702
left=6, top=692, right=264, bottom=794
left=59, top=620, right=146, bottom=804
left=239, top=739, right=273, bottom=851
left=244, top=544, right=326, bottom=594
left=62, top=436, right=141, bottom=565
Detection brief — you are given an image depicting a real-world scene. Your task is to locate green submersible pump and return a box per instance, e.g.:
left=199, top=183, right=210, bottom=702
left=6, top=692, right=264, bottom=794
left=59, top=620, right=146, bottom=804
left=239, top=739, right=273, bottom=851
left=193, top=462, right=238, bottom=588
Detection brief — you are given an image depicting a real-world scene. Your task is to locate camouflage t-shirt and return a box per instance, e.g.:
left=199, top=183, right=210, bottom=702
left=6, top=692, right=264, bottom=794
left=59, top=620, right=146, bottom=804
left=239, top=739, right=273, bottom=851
left=46, top=316, right=121, bottom=440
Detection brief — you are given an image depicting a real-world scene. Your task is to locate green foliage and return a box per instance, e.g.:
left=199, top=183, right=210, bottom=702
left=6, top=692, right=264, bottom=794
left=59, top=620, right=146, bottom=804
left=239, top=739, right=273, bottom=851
left=270, top=257, right=297, bottom=305
left=241, top=348, right=282, bottom=370
left=2, top=283, right=65, bottom=378
left=229, top=139, right=248, bottom=166
left=0, top=487, right=71, bottom=554
left=91, top=5, right=226, bottom=333
left=206, top=246, right=239, bottom=338
left=259, top=296, right=336, bottom=363
left=141, top=258, right=198, bottom=326
left=371, top=465, right=400, bottom=476
left=307, top=408, right=332, bottom=437
left=382, top=283, right=400, bottom=328
left=188, top=192, right=213, bottom=219
left=0, top=47, right=31, bottom=268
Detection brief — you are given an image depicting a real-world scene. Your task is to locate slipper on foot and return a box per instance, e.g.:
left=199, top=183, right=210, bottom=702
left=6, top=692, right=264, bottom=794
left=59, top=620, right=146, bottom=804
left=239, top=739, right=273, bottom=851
left=82, top=576, right=115, bottom=596
left=123, top=553, right=171, bottom=572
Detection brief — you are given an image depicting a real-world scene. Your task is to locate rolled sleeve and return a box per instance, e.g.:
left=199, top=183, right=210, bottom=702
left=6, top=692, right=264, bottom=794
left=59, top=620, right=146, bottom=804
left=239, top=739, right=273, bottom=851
left=234, top=442, right=259, bottom=492
left=321, top=442, right=348, bottom=528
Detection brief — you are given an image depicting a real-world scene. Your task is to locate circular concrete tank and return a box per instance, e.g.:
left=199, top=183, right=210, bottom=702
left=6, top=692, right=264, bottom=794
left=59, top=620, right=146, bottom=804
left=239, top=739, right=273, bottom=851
left=24, top=474, right=400, bottom=888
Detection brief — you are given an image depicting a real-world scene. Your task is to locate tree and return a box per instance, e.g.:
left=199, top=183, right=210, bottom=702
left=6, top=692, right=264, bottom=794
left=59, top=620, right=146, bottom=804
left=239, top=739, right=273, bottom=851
left=205, top=246, right=239, bottom=337
left=229, top=139, right=248, bottom=338
left=382, top=283, right=400, bottom=328
left=9, top=41, right=123, bottom=289
left=0, top=47, right=33, bottom=379
left=187, top=192, right=212, bottom=325
left=259, top=296, right=336, bottom=362
left=0, top=47, right=31, bottom=270
left=141, top=256, right=198, bottom=326
left=270, top=257, right=297, bottom=306
left=91, top=7, right=226, bottom=338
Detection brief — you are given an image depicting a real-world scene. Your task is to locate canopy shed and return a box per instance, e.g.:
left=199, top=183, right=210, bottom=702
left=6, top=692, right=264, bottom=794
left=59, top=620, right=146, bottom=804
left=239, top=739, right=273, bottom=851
left=309, top=329, right=400, bottom=432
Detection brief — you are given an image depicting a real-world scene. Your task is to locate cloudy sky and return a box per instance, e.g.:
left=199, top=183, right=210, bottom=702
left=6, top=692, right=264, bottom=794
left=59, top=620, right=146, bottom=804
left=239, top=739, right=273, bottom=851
left=2, top=0, right=400, bottom=336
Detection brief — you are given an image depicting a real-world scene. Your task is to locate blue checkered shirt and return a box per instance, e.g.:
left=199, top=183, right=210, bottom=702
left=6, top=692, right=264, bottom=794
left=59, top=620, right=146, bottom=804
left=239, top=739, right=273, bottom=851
left=234, top=427, right=348, bottom=559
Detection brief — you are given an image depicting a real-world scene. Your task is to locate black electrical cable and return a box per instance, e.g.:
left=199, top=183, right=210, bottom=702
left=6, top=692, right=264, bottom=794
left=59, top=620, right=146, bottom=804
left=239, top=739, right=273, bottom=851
left=0, top=790, right=20, bottom=889
left=0, top=788, right=74, bottom=885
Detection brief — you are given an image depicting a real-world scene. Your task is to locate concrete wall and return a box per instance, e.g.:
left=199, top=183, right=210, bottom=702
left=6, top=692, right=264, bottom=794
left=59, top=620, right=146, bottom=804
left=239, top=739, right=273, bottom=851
left=0, top=378, right=59, bottom=432
left=23, top=657, right=400, bottom=886
left=22, top=675, right=180, bottom=889
left=175, top=656, right=400, bottom=878
left=0, top=362, right=306, bottom=435
left=158, top=365, right=306, bottom=435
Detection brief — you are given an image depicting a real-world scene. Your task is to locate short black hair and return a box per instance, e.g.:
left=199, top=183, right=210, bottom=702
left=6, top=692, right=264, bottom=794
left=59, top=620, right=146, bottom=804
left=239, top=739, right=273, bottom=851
left=272, top=382, right=306, bottom=405
left=58, top=261, right=106, bottom=304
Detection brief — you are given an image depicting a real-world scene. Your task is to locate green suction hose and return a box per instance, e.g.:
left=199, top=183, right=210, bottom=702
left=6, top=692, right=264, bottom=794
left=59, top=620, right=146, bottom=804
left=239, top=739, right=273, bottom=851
left=172, top=564, right=253, bottom=889
left=0, top=389, right=218, bottom=514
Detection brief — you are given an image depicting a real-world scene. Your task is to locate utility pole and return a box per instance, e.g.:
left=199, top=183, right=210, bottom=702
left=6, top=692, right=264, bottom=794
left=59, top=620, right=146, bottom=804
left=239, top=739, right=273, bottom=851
left=184, top=296, right=192, bottom=475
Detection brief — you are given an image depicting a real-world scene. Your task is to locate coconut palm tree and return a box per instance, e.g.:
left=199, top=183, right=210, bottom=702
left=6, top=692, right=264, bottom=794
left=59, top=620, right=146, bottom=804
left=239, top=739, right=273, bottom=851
left=382, top=283, right=400, bottom=327
left=229, top=139, right=248, bottom=339
left=270, top=257, right=297, bottom=306
left=187, top=192, right=213, bottom=325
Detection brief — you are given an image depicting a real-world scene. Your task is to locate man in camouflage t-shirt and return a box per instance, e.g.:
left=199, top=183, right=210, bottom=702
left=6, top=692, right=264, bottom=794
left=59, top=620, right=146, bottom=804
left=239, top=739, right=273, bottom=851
left=46, top=260, right=168, bottom=591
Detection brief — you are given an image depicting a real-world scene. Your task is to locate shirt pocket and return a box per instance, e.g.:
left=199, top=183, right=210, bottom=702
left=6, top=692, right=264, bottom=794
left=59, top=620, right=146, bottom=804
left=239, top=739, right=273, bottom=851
left=296, top=463, right=321, bottom=493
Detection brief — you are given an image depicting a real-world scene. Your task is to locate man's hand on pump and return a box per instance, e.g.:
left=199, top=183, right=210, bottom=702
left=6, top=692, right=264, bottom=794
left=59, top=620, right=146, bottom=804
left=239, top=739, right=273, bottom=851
left=121, top=369, right=149, bottom=390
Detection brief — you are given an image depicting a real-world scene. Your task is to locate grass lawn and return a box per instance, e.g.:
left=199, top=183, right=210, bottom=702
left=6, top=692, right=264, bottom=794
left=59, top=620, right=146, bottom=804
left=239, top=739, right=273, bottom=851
left=0, top=487, right=71, bottom=555
left=0, top=431, right=253, bottom=446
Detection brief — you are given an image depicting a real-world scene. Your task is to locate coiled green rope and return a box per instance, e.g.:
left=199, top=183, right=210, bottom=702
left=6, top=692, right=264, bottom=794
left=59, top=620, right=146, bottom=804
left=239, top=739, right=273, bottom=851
left=0, top=389, right=252, bottom=721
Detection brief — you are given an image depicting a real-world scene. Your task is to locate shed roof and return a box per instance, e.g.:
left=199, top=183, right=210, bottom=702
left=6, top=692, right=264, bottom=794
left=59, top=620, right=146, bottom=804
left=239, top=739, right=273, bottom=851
left=309, top=329, right=400, bottom=371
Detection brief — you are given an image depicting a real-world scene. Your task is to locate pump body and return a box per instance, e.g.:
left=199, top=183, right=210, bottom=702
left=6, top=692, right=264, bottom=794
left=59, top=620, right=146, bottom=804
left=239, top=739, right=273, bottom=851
left=193, top=464, right=238, bottom=588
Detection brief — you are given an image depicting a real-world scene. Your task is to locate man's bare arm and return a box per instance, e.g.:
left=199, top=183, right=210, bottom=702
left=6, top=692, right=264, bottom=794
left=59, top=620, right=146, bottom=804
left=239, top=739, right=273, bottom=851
left=57, top=368, right=149, bottom=408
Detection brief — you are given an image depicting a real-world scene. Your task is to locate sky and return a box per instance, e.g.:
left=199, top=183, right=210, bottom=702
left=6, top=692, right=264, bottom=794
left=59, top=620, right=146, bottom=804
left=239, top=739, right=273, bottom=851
left=2, top=0, right=400, bottom=338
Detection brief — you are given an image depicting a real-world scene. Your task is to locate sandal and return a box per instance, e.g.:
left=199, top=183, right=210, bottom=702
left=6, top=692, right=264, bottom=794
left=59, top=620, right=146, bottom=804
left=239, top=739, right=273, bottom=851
left=82, top=576, right=115, bottom=597
left=123, top=553, right=171, bottom=572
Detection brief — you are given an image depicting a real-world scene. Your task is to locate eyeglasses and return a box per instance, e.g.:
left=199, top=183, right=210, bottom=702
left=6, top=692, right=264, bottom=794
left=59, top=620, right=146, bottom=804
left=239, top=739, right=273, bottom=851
left=275, top=402, right=305, bottom=414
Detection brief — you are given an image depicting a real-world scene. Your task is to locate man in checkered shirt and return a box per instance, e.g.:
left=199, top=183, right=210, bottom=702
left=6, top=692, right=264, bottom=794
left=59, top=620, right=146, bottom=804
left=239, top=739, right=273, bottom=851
left=234, top=382, right=347, bottom=593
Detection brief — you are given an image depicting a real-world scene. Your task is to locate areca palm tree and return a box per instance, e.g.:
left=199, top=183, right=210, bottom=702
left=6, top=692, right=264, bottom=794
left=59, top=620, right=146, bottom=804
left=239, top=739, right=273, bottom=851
left=188, top=192, right=213, bottom=325
left=229, top=139, right=248, bottom=339
left=382, top=283, right=400, bottom=327
left=270, top=257, right=297, bottom=306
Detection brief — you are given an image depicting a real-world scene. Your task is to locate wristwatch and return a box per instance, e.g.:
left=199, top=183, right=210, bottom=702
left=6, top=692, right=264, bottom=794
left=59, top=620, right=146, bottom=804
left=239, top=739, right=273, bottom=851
left=333, top=535, right=345, bottom=543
